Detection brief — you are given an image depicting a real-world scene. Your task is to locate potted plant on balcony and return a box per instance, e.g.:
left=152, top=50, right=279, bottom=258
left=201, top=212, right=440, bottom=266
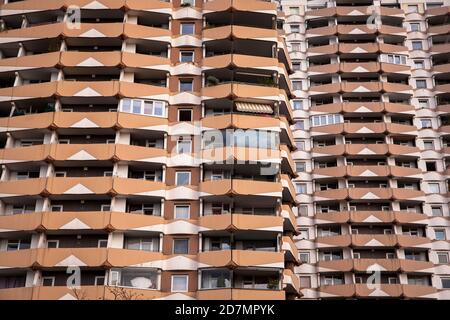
left=267, top=279, right=279, bottom=290
left=259, top=77, right=275, bottom=87
left=206, top=75, right=220, bottom=86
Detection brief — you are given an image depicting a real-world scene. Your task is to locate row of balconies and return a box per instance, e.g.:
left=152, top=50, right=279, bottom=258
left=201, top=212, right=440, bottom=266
left=308, top=61, right=411, bottom=74
left=307, top=81, right=412, bottom=95
left=313, top=234, right=432, bottom=248
left=307, top=42, right=409, bottom=55
left=313, top=187, right=425, bottom=201
left=310, top=143, right=420, bottom=157
left=310, top=122, right=417, bottom=136
left=305, top=24, right=407, bottom=37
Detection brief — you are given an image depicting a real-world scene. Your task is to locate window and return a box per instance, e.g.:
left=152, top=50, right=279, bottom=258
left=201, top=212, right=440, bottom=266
left=441, top=278, right=450, bottom=289
left=98, top=239, right=108, bottom=248
left=299, top=276, right=311, bottom=288
left=47, top=240, right=59, bottom=248
left=299, top=252, right=310, bottom=263
left=435, top=229, right=446, bottom=240
left=176, top=171, right=191, bottom=186
left=414, top=60, right=424, bottom=69
left=180, top=51, right=194, bottom=63
left=428, top=183, right=440, bottom=194
left=292, top=80, right=302, bottom=91
left=173, top=238, right=189, bottom=254
left=181, top=23, right=195, bottom=35
left=416, top=79, right=427, bottom=89
left=291, top=42, right=300, bottom=52
left=418, top=99, right=429, bottom=108
left=324, top=276, right=343, bottom=286
left=298, top=229, right=309, bottom=240
left=100, top=204, right=111, bottom=212
left=296, top=162, right=306, bottom=172
left=412, top=41, right=423, bottom=50
left=420, top=119, right=432, bottom=128
left=295, top=120, right=305, bottom=130
left=410, top=23, right=420, bottom=32
left=437, top=252, right=449, bottom=264
left=293, top=100, right=304, bottom=110
left=95, top=276, right=105, bottom=286
left=171, top=275, right=188, bottom=292
left=175, top=205, right=190, bottom=219
left=296, top=183, right=307, bottom=194
left=311, top=114, right=343, bottom=127
left=290, top=7, right=300, bottom=15
left=103, top=171, right=113, bottom=177
left=290, top=24, right=300, bottom=33
left=426, top=162, right=437, bottom=172
left=177, top=139, right=192, bottom=154
left=423, top=140, right=434, bottom=150
left=431, top=206, right=443, bottom=216
left=178, top=109, right=192, bottom=121
left=292, top=61, right=301, bottom=71
left=181, top=0, right=194, bottom=5
left=121, top=99, right=165, bottom=117
left=54, top=171, right=66, bottom=177
left=42, top=277, right=55, bottom=287
left=7, top=240, right=30, bottom=251
left=387, top=54, right=407, bottom=65
left=179, top=79, right=193, bottom=92
left=296, top=140, right=305, bottom=151
left=298, top=205, right=308, bottom=216
left=408, top=5, right=418, bottom=13
left=125, top=238, right=156, bottom=251
left=50, top=205, right=63, bottom=212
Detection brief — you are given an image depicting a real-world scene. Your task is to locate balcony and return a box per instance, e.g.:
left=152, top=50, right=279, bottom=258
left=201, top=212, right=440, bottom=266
left=282, top=236, right=300, bottom=264
left=311, top=102, right=414, bottom=115
left=314, top=211, right=428, bottom=225
left=318, top=284, right=437, bottom=299
left=203, top=25, right=278, bottom=43
left=198, top=213, right=283, bottom=232
left=197, top=250, right=284, bottom=268
left=197, top=288, right=285, bottom=300
left=318, top=258, right=433, bottom=273
left=311, top=123, right=416, bottom=137
left=199, top=179, right=282, bottom=198
left=203, top=0, right=277, bottom=15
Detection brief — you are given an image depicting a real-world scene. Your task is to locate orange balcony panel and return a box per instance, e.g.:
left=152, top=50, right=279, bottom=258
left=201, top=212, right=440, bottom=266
left=306, top=25, right=337, bottom=37
left=0, top=23, right=62, bottom=43
left=0, top=178, right=47, bottom=197
left=347, top=165, right=390, bottom=177
left=431, top=43, right=450, bottom=54
left=201, top=146, right=280, bottom=164
left=57, top=81, right=119, bottom=97
left=339, top=43, right=378, bottom=54
left=379, top=43, right=408, bottom=54
left=60, top=51, right=121, bottom=68
left=378, top=25, right=406, bottom=35
left=112, top=178, right=165, bottom=197
left=316, top=235, right=351, bottom=247
left=312, top=144, right=345, bottom=157
left=317, top=260, right=353, bottom=272
left=45, top=177, right=113, bottom=195
left=203, top=54, right=278, bottom=70
left=351, top=234, right=397, bottom=247
left=203, top=25, right=278, bottom=42
left=0, top=249, right=38, bottom=268
left=50, top=143, right=115, bottom=161
left=198, top=250, right=283, bottom=268
left=314, top=189, right=348, bottom=201
left=53, top=111, right=117, bottom=129
left=232, top=114, right=280, bottom=130
left=232, top=289, right=285, bottom=300
left=109, top=212, right=164, bottom=231
left=435, top=84, right=450, bottom=93
left=281, top=204, right=297, bottom=233
left=202, top=83, right=282, bottom=102
left=309, top=83, right=340, bottom=94
left=437, top=104, right=450, bottom=114
left=197, top=289, right=232, bottom=300
left=346, top=144, right=389, bottom=156
left=201, top=114, right=233, bottom=129
left=307, top=44, right=338, bottom=55
left=312, top=166, right=346, bottom=179
left=399, top=259, right=434, bottom=273
left=233, top=179, right=282, bottom=197
left=355, top=284, right=402, bottom=298
left=311, top=123, right=343, bottom=135
left=0, top=287, right=33, bottom=300
left=117, top=112, right=168, bottom=131
left=397, top=235, right=431, bottom=248
left=107, top=248, right=164, bottom=267
left=63, top=22, right=123, bottom=38
left=341, top=82, right=382, bottom=93
left=344, top=122, right=385, bottom=134
left=340, top=62, right=380, bottom=73
left=402, top=285, right=437, bottom=299
left=382, top=82, right=412, bottom=93
left=126, top=0, right=172, bottom=12
left=197, top=250, right=232, bottom=267
left=306, top=7, right=337, bottom=18
left=308, top=64, right=340, bottom=74
left=384, top=102, right=415, bottom=114
left=319, top=284, right=355, bottom=298
left=310, top=102, right=343, bottom=113
left=282, top=236, right=299, bottom=263
left=381, top=63, right=411, bottom=74
left=425, top=6, right=450, bottom=16
left=338, top=25, right=375, bottom=35
left=121, top=81, right=170, bottom=100
left=388, top=144, right=420, bottom=156
left=280, top=144, right=296, bottom=176
left=37, top=248, right=108, bottom=267
left=124, top=24, right=171, bottom=42
left=353, top=259, right=401, bottom=272
left=115, top=144, right=167, bottom=163
left=386, top=123, right=417, bottom=135
left=1, top=112, right=53, bottom=131
left=32, top=286, right=105, bottom=300
left=315, top=212, right=350, bottom=224
left=343, top=102, right=384, bottom=113
left=0, top=0, right=64, bottom=15
left=439, top=125, right=450, bottom=134
left=41, top=211, right=111, bottom=231
left=0, top=52, right=60, bottom=72
left=198, top=213, right=283, bottom=232
left=283, top=268, right=300, bottom=294
left=6, top=82, right=58, bottom=101
left=0, top=145, right=50, bottom=164
left=394, top=212, right=428, bottom=225
left=428, top=24, right=450, bottom=35
left=348, top=188, right=392, bottom=200
left=199, top=179, right=232, bottom=196
left=0, top=212, right=43, bottom=232
left=392, top=188, right=425, bottom=201
left=203, top=0, right=277, bottom=13
left=350, top=211, right=394, bottom=223
left=281, top=174, right=296, bottom=200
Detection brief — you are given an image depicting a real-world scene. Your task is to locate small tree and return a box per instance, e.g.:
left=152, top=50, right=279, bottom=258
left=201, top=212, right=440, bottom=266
left=107, top=286, right=144, bottom=300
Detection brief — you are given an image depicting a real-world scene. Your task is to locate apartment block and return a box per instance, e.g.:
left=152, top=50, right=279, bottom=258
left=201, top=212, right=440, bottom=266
left=279, top=0, right=450, bottom=299
left=0, top=0, right=300, bottom=300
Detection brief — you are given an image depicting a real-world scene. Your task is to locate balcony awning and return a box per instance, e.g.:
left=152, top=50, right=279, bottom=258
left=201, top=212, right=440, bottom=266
left=235, top=102, right=273, bottom=114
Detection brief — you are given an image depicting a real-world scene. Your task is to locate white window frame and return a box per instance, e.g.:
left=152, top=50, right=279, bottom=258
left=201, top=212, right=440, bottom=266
left=171, top=275, right=188, bottom=292
left=179, top=50, right=194, bottom=63
left=181, top=23, right=195, bottom=35
left=42, top=276, right=55, bottom=287
left=47, top=240, right=59, bottom=248
left=174, top=204, right=190, bottom=219
left=50, top=205, right=63, bottom=212
left=98, top=239, right=108, bottom=248
left=101, top=204, right=111, bottom=212
left=95, top=276, right=105, bottom=286
left=175, top=171, right=191, bottom=186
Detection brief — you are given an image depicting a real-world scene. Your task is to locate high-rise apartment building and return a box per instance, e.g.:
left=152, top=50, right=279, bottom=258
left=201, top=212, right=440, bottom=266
left=0, top=0, right=300, bottom=300
left=280, top=0, right=450, bottom=299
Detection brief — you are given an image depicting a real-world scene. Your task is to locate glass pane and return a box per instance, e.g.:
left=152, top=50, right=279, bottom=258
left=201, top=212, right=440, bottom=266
left=143, top=101, right=153, bottom=115
left=122, top=99, right=131, bottom=112
left=132, top=100, right=141, bottom=114
left=153, top=102, right=164, bottom=116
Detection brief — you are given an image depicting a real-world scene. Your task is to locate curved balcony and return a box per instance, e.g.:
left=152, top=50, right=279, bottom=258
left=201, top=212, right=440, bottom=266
left=0, top=211, right=166, bottom=234
left=281, top=204, right=297, bottom=233
left=306, top=6, right=404, bottom=19
left=0, top=81, right=169, bottom=103
left=282, top=236, right=300, bottom=265
left=199, top=179, right=282, bottom=199
left=203, top=0, right=277, bottom=14
left=315, top=187, right=424, bottom=201
left=310, top=102, right=414, bottom=114
left=198, top=213, right=283, bottom=233
left=196, top=288, right=285, bottom=300
left=319, top=284, right=437, bottom=299
left=201, top=146, right=281, bottom=166
left=283, top=269, right=300, bottom=294
left=201, top=113, right=279, bottom=131
left=430, top=43, right=450, bottom=54
left=311, top=123, right=416, bottom=137
left=203, top=25, right=278, bottom=43
left=0, top=177, right=166, bottom=199
left=197, top=250, right=284, bottom=269
left=316, top=234, right=431, bottom=249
